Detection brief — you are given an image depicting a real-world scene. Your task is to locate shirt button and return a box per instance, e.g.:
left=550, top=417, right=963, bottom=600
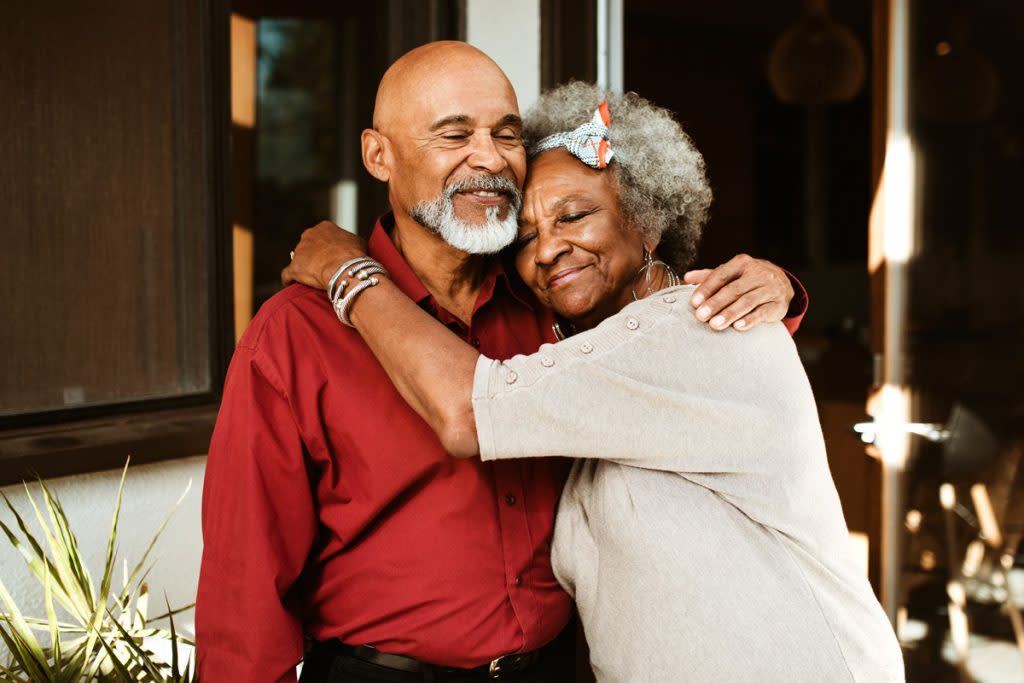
left=471, top=338, right=481, bottom=348
left=514, top=576, right=522, bottom=586
left=626, top=317, right=640, bottom=330
left=663, top=295, right=677, bottom=304
left=505, top=370, right=518, bottom=384
left=505, top=494, right=517, bottom=505
left=540, top=357, right=554, bottom=368
left=580, top=342, right=594, bottom=354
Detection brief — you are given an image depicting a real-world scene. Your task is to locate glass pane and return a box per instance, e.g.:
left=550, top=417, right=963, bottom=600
left=0, top=2, right=211, bottom=417
left=240, top=3, right=462, bottom=319
left=253, top=18, right=341, bottom=308
left=901, top=0, right=1024, bottom=678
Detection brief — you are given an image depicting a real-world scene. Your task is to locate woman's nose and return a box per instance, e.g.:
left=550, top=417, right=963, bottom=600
left=535, top=229, right=570, bottom=266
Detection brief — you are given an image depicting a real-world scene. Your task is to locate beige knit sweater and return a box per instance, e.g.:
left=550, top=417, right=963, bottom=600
left=472, top=285, right=904, bottom=682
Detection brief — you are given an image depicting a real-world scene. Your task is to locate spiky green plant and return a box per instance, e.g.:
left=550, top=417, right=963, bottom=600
left=0, top=459, right=196, bottom=682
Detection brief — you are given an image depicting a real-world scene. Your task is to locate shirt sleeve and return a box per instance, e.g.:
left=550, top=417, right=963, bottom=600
left=782, top=269, right=809, bottom=335
left=472, top=296, right=822, bottom=475
left=196, top=345, right=315, bottom=683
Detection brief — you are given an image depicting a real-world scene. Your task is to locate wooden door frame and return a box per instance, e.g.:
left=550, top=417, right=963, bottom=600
left=868, top=0, right=917, bottom=625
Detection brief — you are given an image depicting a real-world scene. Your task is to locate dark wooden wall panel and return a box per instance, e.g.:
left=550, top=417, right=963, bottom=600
left=0, top=2, right=211, bottom=417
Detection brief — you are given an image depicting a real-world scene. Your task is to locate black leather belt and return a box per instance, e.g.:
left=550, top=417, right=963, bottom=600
left=339, top=644, right=542, bottom=680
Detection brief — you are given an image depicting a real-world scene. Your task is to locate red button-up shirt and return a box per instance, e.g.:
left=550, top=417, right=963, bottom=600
left=197, top=217, right=573, bottom=682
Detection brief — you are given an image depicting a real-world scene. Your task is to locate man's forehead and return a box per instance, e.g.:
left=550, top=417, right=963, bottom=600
left=374, top=41, right=519, bottom=131
left=396, top=68, right=518, bottom=126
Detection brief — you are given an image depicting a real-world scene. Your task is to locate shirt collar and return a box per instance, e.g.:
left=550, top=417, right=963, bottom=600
left=366, top=213, right=536, bottom=317
left=367, top=214, right=431, bottom=304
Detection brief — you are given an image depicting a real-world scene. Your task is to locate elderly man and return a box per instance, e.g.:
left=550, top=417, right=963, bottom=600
left=197, top=41, right=804, bottom=682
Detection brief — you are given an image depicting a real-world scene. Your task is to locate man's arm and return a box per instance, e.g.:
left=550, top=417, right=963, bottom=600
left=684, top=254, right=808, bottom=334
left=196, top=346, right=316, bottom=683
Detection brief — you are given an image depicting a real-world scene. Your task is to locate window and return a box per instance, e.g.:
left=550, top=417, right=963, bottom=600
left=0, top=0, right=231, bottom=483
left=231, top=1, right=464, bottom=326
left=1, top=0, right=465, bottom=484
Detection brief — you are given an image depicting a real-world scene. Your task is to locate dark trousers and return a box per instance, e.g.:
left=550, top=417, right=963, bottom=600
left=299, top=619, right=577, bottom=683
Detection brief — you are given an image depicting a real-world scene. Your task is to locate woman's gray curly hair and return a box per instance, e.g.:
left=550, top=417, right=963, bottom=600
left=522, top=81, right=712, bottom=272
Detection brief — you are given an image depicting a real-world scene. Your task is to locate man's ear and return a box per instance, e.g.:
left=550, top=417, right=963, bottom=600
left=362, top=129, right=390, bottom=182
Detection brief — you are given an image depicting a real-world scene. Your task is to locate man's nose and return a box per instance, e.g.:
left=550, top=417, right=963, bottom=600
left=466, top=132, right=508, bottom=174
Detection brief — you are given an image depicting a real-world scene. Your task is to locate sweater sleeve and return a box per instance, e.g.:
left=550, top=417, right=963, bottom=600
left=472, top=288, right=822, bottom=475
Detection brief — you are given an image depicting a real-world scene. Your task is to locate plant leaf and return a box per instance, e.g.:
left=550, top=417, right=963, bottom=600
left=91, top=628, right=138, bottom=683
left=0, top=608, right=50, bottom=682
left=0, top=494, right=79, bottom=618
left=0, top=578, right=50, bottom=679
left=167, top=597, right=180, bottom=679
left=115, top=478, right=191, bottom=609
left=42, top=559, right=61, bottom=671
left=98, top=460, right=130, bottom=633
left=19, top=617, right=83, bottom=633
left=133, top=582, right=149, bottom=631
left=103, top=609, right=169, bottom=681
left=20, top=482, right=92, bottom=623
left=148, top=602, right=195, bottom=623
left=38, top=480, right=96, bottom=613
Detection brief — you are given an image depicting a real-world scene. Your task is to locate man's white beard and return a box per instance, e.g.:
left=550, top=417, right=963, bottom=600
left=410, top=177, right=521, bottom=254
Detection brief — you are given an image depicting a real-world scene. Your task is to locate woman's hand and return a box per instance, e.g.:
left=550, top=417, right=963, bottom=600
left=281, top=221, right=369, bottom=291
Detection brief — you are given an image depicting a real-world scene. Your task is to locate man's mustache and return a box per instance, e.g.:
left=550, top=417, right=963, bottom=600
left=443, top=175, right=523, bottom=209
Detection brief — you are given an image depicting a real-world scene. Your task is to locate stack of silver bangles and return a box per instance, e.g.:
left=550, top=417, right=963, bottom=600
left=326, top=256, right=389, bottom=327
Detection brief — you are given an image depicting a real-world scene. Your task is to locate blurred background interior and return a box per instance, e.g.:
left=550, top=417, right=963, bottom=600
left=1, top=1, right=1022, bottom=680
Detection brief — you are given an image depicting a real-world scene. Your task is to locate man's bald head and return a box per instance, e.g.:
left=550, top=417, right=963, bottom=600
left=373, top=41, right=518, bottom=132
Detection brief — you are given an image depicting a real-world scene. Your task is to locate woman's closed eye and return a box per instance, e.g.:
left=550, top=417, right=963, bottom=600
left=514, top=232, right=537, bottom=250
left=558, top=209, right=597, bottom=224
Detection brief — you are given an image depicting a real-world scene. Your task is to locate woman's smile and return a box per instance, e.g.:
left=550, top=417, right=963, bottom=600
left=547, top=264, right=591, bottom=289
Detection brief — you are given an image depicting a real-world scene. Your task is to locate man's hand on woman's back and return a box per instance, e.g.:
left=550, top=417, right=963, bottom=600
left=684, top=254, right=801, bottom=332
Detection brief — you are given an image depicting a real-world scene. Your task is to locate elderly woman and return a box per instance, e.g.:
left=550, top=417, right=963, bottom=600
left=285, top=82, right=903, bottom=681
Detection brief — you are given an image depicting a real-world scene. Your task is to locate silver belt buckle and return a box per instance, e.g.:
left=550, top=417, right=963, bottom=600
left=488, top=653, right=527, bottom=678
left=488, top=656, right=503, bottom=678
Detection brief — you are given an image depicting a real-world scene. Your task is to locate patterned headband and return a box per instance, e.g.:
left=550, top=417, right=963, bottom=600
left=534, top=100, right=614, bottom=169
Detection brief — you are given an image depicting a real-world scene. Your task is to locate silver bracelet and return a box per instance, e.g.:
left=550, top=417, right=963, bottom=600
left=333, top=277, right=379, bottom=327
left=327, top=257, right=376, bottom=302
left=352, top=265, right=388, bottom=281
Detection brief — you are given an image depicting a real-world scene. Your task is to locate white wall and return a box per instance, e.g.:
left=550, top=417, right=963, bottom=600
left=0, top=456, right=205, bottom=649
left=466, top=0, right=541, bottom=113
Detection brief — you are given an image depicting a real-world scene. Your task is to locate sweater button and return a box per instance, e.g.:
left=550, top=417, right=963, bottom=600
left=505, top=370, right=518, bottom=384
left=580, top=342, right=593, bottom=354
left=626, top=317, right=640, bottom=330
left=505, top=494, right=517, bottom=505
left=540, top=357, right=554, bottom=367
left=663, top=295, right=677, bottom=304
